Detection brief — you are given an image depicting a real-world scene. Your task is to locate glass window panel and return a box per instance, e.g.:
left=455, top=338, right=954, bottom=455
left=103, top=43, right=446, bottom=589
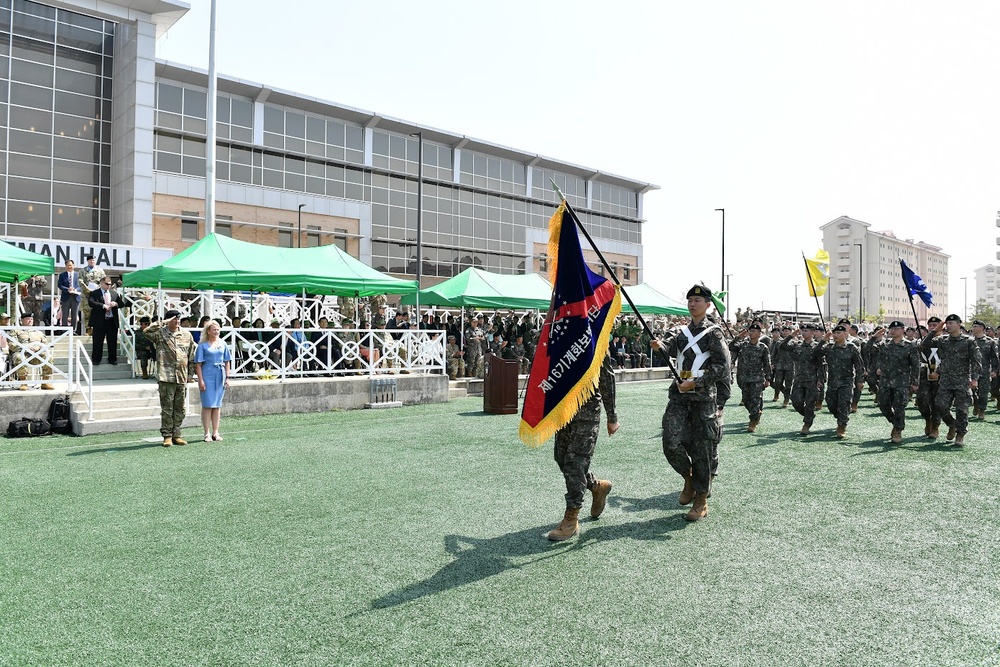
left=52, top=157, right=97, bottom=184
left=262, top=152, right=282, bottom=170
left=345, top=148, right=363, bottom=164
left=284, top=173, right=304, bottom=191
left=305, top=141, right=323, bottom=156
left=286, top=155, right=304, bottom=174
left=155, top=151, right=181, bottom=173
left=285, top=111, right=304, bottom=138
left=388, top=134, right=405, bottom=159
left=13, top=11, right=54, bottom=41
left=53, top=135, right=96, bottom=162
left=215, top=95, right=230, bottom=123
left=262, top=132, right=282, bottom=149
left=54, top=90, right=98, bottom=117
left=15, top=0, right=54, bottom=19
left=52, top=204, right=97, bottom=230
left=372, top=130, right=389, bottom=156
left=56, top=23, right=103, bottom=53
left=182, top=155, right=205, bottom=177
left=306, top=115, right=324, bottom=141
left=285, top=137, right=303, bottom=153
left=326, top=120, right=344, bottom=146
left=231, top=99, right=252, bottom=127
left=11, top=34, right=53, bottom=64
left=155, top=132, right=181, bottom=153
left=55, top=67, right=100, bottom=96
left=231, top=126, right=252, bottom=143
left=10, top=82, right=51, bottom=109
left=263, top=106, right=283, bottom=133
left=183, top=116, right=205, bottom=135
left=231, top=145, right=252, bottom=165
left=157, top=82, right=182, bottom=113
left=183, top=88, right=206, bottom=119
left=157, top=110, right=181, bottom=131
left=181, top=136, right=205, bottom=157
left=9, top=127, right=50, bottom=155
left=10, top=57, right=52, bottom=87
left=262, top=169, right=282, bottom=188
left=8, top=175, right=49, bottom=201
left=0, top=9, right=8, bottom=33
left=8, top=200, right=49, bottom=225
left=230, top=164, right=251, bottom=184
left=9, top=105, right=50, bottom=132
left=52, top=180, right=96, bottom=207
left=58, top=9, right=103, bottom=32
left=345, top=124, right=363, bottom=150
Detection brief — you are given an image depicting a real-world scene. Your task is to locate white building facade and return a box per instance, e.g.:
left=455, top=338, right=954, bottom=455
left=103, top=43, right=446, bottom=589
left=973, top=264, right=1000, bottom=310
left=821, top=216, right=949, bottom=325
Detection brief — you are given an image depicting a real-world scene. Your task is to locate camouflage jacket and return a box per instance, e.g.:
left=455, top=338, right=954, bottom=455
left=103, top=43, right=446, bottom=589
left=824, top=342, right=864, bottom=386
left=134, top=327, right=156, bottom=355
left=780, top=337, right=827, bottom=385
left=729, top=338, right=772, bottom=384
left=664, top=319, right=730, bottom=403
left=145, top=321, right=197, bottom=383
left=79, top=265, right=106, bottom=294
left=920, top=332, right=983, bottom=389
left=572, top=355, right=618, bottom=424
left=771, top=336, right=795, bottom=370
left=10, top=328, right=49, bottom=357
left=862, top=336, right=884, bottom=370
left=875, top=339, right=919, bottom=389
left=972, top=336, right=999, bottom=378
left=464, top=325, right=484, bottom=356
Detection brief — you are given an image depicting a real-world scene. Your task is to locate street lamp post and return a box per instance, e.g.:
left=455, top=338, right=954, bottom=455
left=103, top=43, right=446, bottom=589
left=297, top=203, right=305, bottom=248
left=853, top=242, right=863, bottom=320
left=725, top=273, right=732, bottom=318
left=794, top=284, right=799, bottom=322
left=961, top=277, right=968, bottom=321
left=715, top=208, right=725, bottom=294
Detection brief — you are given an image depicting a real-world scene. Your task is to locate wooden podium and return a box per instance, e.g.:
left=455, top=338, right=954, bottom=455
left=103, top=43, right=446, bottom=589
left=483, top=353, right=519, bottom=414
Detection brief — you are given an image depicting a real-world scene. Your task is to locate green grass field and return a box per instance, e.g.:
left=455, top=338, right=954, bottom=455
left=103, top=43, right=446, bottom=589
left=2, top=381, right=998, bottom=667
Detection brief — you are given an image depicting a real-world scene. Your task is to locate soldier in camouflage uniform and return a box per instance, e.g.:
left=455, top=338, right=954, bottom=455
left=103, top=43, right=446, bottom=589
left=729, top=322, right=772, bottom=432
left=546, top=355, right=619, bottom=541
left=875, top=321, right=920, bottom=444
left=651, top=285, right=730, bottom=522
left=836, top=319, right=865, bottom=413
left=988, top=326, right=1000, bottom=410
left=970, top=320, right=999, bottom=420
left=19, top=275, right=47, bottom=324
left=770, top=325, right=794, bottom=406
left=920, top=314, right=983, bottom=446
left=78, top=255, right=106, bottom=335
left=10, top=313, right=55, bottom=390
left=510, top=334, right=530, bottom=375
left=464, top=314, right=485, bottom=379
left=782, top=323, right=827, bottom=435
left=915, top=319, right=942, bottom=438
left=145, top=309, right=198, bottom=447
left=823, top=324, right=865, bottom=439
left=338, top=296, right=358, bottom=328
left=445, top=334, right=464, bottom=379
left=862, top=325, right=886, bottom=401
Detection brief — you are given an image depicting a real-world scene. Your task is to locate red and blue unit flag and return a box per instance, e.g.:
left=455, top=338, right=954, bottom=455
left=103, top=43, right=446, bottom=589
left=519, top=202, right=621, bottom=447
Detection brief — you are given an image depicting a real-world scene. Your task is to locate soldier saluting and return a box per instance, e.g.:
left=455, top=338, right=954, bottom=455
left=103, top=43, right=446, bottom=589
left=875, top=321, right=920, bottom=444
left=650, top=285, right=731, bottom=522
left=729, top=322, right=772, bottom=433
left=823, top=324, right=864, bottom=440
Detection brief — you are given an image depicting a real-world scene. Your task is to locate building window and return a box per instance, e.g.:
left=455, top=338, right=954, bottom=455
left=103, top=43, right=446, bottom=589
left=278, top=222, right=293, bottom=248
left=215, top=223, right=231, bottom=237
left=622, top=263, right=631, bottom=281
left=181, top=215, right=199, bottom=241
left=332, top=227, right=348, bottom=252
left=306, top=224, right=321, bottom=248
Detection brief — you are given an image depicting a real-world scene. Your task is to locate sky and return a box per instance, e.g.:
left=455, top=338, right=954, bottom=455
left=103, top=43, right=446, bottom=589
left=155, top=0, right=1000, bottom=315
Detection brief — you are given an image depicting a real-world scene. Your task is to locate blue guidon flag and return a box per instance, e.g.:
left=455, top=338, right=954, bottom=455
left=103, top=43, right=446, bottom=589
left=519, top=202, right=621, bottom=447
left=900, top=258, right=933, bottom=307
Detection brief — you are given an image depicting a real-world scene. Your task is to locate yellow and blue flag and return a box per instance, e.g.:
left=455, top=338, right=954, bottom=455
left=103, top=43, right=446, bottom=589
left=519, top=202, right=621, bottom=447
left=805, top=249, right=830, bottom=297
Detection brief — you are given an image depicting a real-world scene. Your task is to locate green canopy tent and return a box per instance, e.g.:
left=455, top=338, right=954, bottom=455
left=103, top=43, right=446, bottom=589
left=398, top=267, right=552, bottom=311
left=624, top=283, right=688, bottom=316
left=123, top=233, right=418, bottom=296
left=0, top=240, right=55, bottom=283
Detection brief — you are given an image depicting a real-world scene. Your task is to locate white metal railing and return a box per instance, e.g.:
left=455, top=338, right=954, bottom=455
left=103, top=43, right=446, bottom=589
left=74, top=340, right=94, bottom=421
left=0, top=326, right=75, bottom=390
left=222, top=327, right=446, bottom=379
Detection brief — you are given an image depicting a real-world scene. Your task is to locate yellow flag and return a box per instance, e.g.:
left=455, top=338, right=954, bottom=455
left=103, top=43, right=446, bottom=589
left=805, top=249, right=829, bottom=297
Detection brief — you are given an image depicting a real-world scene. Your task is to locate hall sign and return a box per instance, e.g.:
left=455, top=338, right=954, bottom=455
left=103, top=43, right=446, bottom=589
left=2, top=236, right=174, bottom=272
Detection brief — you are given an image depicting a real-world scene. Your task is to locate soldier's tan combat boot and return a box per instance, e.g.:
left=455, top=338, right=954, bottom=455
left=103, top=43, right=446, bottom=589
left=815, top=399, right=824, bottom=410
left=18, top=384, right=28, bottom=391
left=923, top=419, right=931, bottom=438
left=684, top=492, right=708, bottom=521
left=946, top=425, right=956, bottom=442
left=800, top=421, right=811, bottom=436
left=771, top=390, right=779, bottom=402
left=977, top=409, right=985, bottom=421
left=890, top=428, right=902, bottom=444
left=590, top=480, right=612, bottom=519
left=172, top=436, right=188, bottom=446
left=835, top=425, right=846, bottom=440
left=40, top=383, right=54, bottom=390
left=679, top=470, right=695, bottom=506
left=955, top=433, right=965, bottom=447
left=930, top=422, right=940, bottom=439
left=546, top=507, right=580, bottom=541
left=782, top=398, right=789, bottom=408
left=162, top=436, right=172, bottom=447
left=747, top=418, right=759, bottom=433
left=851, top=401, right=859, bottom=413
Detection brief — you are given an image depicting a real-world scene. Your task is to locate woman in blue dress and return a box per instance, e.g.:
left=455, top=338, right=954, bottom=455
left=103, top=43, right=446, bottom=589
left=195, top=319, right=232, bottom=442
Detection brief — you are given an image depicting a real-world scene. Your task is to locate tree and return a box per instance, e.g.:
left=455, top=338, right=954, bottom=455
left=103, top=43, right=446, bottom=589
left=969, top=299, right=1000, bottom=329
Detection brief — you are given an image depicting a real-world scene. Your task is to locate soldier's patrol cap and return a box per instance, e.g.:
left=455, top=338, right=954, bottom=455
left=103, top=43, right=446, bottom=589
left=837, top=318, right=851, bottom=326
left=945, top=314, right=962, bottom=323
left=447, top=334, right=456, bottom=340
left=832, top=324, right=847, bottom=333
left=0, top=313, right=9, bottom=320
left=973, top=319, right=987, bottom=328
left=888, top=320, right=905, bottom=329
left=164, top=309, right=181, bottom=320
left=799, top=323, right=812, bottom=331
left=927, top=316, right=942, bottom=324
left=872, top=324, right=885, bottom=332
left=780, top=325, right=792, bottom=331
left=686, top=284, right=712, bottom=299
left=747, top=323, right=762, bottom=331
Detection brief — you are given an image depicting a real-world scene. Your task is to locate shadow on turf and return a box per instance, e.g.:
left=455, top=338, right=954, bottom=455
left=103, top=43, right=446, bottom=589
left=67, top=442, right=164, bottom=456
left=367, top=515, right=688, bottom=611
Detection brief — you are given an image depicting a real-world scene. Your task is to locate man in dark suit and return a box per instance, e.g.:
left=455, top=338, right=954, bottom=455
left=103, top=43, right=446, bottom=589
left=88, top=277, right=125, bottom=365
left=57, top=259, right=82, bottom=333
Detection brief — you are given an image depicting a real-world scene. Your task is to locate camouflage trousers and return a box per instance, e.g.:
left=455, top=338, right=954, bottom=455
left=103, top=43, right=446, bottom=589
left=791, top=383, right=819, bottom=426
left=447, top=358, right=465, bottom=380
left=877, top=386, right=911, bottom=430
left=158, top=382, right=187, bottom=437
left=973, top=374, right=992, bottom=413
left=772, top=368, right=792, bottom=400
left=935, top=386, right=972, bottom=436
left=465, top=352, right=484, bottom=379
left=554, top=401, right=600, bottom=509
left=867, top=373, right=879, bottom=397
left=738, top=380, right=765, bottom=422
left=853, top=381, right=864, bottom=406
left=991, top=375, right=1000, bottom=400
left=662, top=393, right=718, bottom=494
left=825, top=383, right=854, bottom=428
left=915, top=380, right=940, bottom=426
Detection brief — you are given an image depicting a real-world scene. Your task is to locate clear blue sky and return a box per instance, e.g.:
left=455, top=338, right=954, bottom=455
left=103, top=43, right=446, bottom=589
left=157, top=0, right=1000, bottom=314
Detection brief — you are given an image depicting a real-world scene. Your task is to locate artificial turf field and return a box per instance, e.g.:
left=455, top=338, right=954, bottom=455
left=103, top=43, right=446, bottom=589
left=1, top=380, right=998, bottom=667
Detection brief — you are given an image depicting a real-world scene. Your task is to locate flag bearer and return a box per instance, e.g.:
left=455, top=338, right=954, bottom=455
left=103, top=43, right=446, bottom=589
left=920, top=315, right=983, bottom=446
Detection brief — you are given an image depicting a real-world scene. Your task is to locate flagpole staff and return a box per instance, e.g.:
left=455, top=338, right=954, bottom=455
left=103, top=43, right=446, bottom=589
left=550, top=181, right=682, bottom=380
left=698, top=277, right=736, bottom=340
left=802, top=252, right=828, bottom=334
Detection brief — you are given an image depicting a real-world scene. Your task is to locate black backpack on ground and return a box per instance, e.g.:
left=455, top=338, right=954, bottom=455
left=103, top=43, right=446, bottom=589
left=48, top=396, right=73, bottom=435
left=7, top=417, right=51, bottom=438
